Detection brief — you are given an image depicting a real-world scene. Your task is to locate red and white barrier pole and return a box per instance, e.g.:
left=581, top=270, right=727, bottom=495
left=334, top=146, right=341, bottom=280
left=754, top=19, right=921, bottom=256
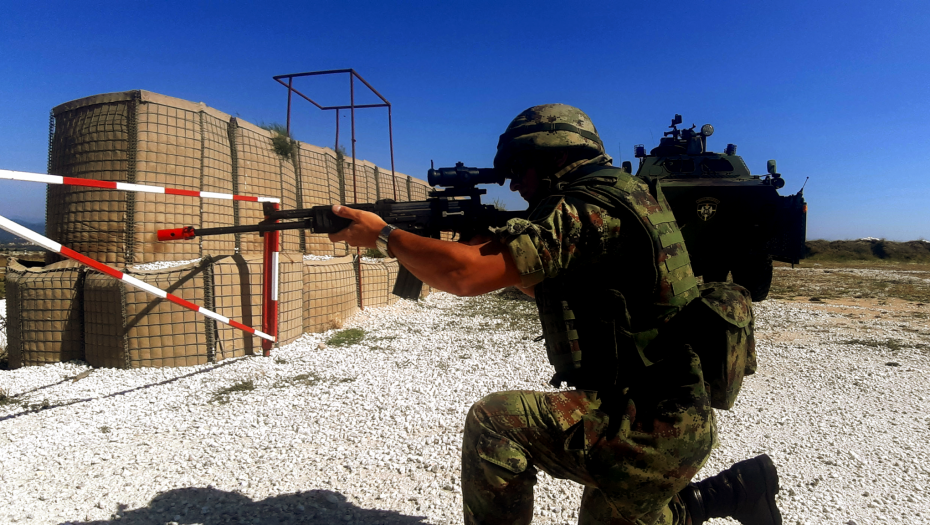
left=0, top=169, right=281, bottom=203
left=0, top=214, right=275, bottom=343
left=261, top=204, right=281, bottom=356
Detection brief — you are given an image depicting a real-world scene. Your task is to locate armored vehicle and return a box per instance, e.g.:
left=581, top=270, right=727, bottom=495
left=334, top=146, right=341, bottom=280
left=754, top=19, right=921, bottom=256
left=628, top=115, right=807, bottom=301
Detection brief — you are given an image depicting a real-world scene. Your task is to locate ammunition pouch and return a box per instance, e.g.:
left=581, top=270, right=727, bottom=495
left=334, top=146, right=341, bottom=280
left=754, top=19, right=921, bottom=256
left=664, top=282, right=757, bottom=410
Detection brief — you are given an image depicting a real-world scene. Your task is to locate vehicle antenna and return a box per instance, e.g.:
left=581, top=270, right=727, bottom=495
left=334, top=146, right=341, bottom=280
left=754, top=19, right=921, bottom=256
left=798, top=176, right=809, bottom=196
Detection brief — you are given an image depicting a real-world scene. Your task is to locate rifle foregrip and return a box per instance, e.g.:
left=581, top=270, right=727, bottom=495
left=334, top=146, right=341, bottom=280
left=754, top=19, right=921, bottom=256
left=392, top=264, right=424, bottom=301
left=311, top=206, right=355, bottom=234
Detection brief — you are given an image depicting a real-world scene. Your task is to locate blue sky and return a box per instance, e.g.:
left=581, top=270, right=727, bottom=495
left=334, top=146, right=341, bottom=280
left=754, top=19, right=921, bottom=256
left=1, top=0, right=928, bottom=240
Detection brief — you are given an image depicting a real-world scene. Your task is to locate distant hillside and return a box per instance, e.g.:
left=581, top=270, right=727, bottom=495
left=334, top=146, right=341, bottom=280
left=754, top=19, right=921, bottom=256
left=0, top=220, right=45, bottom=244
left=805, top=239, right=930, bottom=262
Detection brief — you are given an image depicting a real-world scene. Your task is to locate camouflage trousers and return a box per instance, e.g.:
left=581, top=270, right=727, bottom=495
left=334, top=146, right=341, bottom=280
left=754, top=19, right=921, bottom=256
left=461, top=348, right=716, bottom=525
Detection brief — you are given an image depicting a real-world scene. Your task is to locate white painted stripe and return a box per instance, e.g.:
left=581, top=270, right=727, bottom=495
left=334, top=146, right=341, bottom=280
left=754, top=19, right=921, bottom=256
left=0, top=169, right=63, bottom=185
left=120, top=275, right=169, bottom=299
left=200, top=191, right=233, bottom=200
left=198, top=307, right=230, bottom=324
left=116, top=182, right=165, bottom=194
left=0, top=215, right=63, bottom=252
left=1, top=168, right=280, bottom=202
left=271, top=251, right=280, bottom=301
left=254, top=330, right=275, bottom=341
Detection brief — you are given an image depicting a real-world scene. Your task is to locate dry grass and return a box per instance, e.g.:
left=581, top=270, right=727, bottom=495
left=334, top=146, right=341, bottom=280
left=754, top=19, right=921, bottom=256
left=804, top=239, right=930, bottom=263
left=770, top=260, right=930, bottom=303
left=210, top=379, right=256, bottom=405
left=0, top=387, right=16, bottom=407
left=326, top=328, right=366, bottom=347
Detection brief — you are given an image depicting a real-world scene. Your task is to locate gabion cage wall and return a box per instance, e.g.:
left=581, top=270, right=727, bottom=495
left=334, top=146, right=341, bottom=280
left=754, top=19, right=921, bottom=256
left=46, top=94, right=133, bottom=266
left=46, top=90, right=430, bottom=262
left=230, top=118, right=301, bottom=255
left=15, top=89, right=440, bottom=368
left=4, top=259, right=85, bottom=368
left=201, top=106, right=237, bottom=256
left=83, top=260, right=212, bottom=369
left=211, top=253, right=304, bottom=358
left=296, top=143, right=349, bottom=257
left=302, top=256, right=359, bottom=333
left=360, top=258, right=403, bottom=309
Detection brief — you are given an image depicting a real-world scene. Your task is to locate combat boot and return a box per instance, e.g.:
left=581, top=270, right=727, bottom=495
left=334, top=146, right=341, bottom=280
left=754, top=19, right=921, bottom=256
left=679, top=454, right=782, bottom=525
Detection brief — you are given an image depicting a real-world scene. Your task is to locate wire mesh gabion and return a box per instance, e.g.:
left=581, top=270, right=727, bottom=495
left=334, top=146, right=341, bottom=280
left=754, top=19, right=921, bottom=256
left=83, top=259, right=211, bottom=369
left=302, top=255, right=358, bottom=333
left=18, top=89, right=440, bottom=368
left=4, top=259, right=85, bottom=368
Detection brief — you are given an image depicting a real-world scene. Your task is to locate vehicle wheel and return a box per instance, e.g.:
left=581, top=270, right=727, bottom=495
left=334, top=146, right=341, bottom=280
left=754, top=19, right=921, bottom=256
left=731, top=255, right=773, bottom=302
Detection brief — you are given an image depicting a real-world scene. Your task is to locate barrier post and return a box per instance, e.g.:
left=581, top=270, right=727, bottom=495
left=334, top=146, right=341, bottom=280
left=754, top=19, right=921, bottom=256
left=262, top=203, right=281, bottom=355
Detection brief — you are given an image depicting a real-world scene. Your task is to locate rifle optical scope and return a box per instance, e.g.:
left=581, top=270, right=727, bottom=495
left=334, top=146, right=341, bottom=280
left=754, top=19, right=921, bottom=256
left=428, top=161, right=504, bottom=187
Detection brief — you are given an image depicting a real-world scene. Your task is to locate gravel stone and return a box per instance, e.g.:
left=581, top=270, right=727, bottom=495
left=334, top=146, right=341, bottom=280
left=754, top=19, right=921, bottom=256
left=1, top=283, right=928, bottom=524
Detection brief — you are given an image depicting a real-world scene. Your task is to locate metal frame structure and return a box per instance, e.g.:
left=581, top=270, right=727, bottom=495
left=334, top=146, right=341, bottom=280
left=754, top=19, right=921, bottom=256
left=272, top=69, right=398, bottom=202
left=273, top=69, right=397, bottom=310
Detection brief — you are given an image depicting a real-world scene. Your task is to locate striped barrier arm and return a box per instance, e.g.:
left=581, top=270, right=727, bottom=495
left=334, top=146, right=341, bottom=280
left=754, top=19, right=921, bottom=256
left=0, top=169, right=281, bottom=203
left=0, top=214, right=275, bottom=343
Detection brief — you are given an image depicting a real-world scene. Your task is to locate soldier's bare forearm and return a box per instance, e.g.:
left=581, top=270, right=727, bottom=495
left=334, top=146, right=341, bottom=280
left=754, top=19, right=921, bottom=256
left=388, top=229, right=521, bottom=297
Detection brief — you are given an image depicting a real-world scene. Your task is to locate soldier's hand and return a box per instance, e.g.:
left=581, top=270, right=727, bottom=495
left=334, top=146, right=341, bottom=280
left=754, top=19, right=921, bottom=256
left=328, top=205, right=387, bottom=248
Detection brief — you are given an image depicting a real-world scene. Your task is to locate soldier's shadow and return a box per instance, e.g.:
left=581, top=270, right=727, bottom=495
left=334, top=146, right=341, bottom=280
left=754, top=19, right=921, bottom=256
left=78, top=486, right=430, bottom=524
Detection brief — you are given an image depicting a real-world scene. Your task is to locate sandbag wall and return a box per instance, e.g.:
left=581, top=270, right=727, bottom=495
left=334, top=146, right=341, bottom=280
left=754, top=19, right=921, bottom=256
left=5, top=89, right=438, bottom=368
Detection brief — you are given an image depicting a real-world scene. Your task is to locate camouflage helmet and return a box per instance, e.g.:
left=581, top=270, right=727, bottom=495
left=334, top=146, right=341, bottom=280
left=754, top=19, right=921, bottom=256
left=493, top=104, right=605, bottom=173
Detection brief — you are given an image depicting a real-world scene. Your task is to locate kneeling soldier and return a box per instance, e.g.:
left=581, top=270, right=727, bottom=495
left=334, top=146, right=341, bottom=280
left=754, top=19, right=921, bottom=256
left=330, top=104, right=782, bottom=525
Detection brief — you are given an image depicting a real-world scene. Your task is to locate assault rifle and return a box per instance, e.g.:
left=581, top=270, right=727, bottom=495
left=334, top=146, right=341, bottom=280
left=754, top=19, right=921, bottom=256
left=157, top=162, right=525, bottom=300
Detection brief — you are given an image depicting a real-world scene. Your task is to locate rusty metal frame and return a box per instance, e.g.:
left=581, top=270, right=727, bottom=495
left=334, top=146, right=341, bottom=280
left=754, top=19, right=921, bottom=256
left=272, top=69, right=397, bottom=310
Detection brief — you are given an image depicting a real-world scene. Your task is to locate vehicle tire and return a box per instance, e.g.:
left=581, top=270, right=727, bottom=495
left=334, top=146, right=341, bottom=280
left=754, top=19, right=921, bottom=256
left=731, top=255, right=773, bottom=302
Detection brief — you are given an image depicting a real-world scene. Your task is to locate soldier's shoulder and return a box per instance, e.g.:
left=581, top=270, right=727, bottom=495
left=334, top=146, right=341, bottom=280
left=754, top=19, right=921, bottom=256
left=527, top=195, right=567, bottom=221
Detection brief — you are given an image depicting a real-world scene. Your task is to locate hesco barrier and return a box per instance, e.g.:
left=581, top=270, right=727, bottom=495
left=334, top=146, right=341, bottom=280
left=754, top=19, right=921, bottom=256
left=230, top=118, right=300, bottom=255
left=83, top=259, right=212, bottom=368
left=44, top=89, right=431, bottom=263
left=12, top=89, right=441, bottom=368
left=200, top=107, right=236, bottom=256
left=4, top=259, right=85, bottom=368
left=212, top=254, right=303, bottom=359
left=296, top=143, right=349, bottom=257
left=302, top=256, right=359, bottom=333
left=359, top=258, right=402, bottom=308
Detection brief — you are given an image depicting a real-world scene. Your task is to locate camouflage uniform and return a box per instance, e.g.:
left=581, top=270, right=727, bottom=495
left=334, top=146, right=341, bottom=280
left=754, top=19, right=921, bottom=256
left=462, top=155, right=716, bottom=525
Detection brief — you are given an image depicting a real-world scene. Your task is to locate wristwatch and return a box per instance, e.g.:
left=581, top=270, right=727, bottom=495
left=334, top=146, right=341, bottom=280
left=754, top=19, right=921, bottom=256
left=376, top=225, right=397, bottom=258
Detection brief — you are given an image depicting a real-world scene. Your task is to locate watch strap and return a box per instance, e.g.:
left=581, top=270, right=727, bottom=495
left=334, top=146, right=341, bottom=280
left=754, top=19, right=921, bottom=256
left=376, top=225, right=397, bottom=258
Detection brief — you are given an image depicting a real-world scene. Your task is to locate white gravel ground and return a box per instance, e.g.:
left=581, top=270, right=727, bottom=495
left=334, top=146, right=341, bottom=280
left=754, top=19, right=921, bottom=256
left=1, top=285, right=929, bottom=524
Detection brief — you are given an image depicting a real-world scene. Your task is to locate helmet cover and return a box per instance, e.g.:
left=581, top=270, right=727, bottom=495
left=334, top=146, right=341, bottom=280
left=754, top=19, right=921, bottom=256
left=494, top=104, right=605, bottom=173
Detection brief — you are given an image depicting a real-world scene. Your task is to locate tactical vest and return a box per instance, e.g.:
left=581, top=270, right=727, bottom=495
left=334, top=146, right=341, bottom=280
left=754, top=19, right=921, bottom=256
left=532, top=165, right=700, bottom=390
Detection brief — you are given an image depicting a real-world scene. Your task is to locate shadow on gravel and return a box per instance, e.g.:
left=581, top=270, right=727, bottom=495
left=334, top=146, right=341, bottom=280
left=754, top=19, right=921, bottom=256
left=76, top=486, right=430, bottom=524
left=1, top=359, right=241, bottom=423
